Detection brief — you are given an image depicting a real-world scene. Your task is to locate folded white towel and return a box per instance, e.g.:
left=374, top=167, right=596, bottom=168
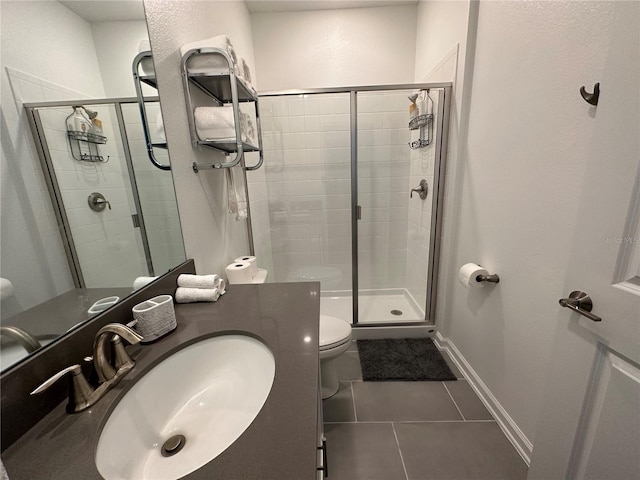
left=240, top=57, right=252, bottom=84
left=218, top=278, right=226, bottom=295
left=194, top=107, right=256, bottom=145
left=177, top=274, right=220, bottom=289
left=180, top=35, right=238, bottom=74
left=133, top=276, right=158, bottom=291
left=226, top=165, right=248, bottom=220
left=175, top=287, right=220, bottom=303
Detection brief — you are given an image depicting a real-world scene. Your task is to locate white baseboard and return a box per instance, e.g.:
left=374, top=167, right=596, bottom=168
left=434, top=332, right=533, bottom=465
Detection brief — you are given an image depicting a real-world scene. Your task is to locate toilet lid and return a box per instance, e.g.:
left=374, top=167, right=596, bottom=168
left=319, top=315, right=352, bottom=350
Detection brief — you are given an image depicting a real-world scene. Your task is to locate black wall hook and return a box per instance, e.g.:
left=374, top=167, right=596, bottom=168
left=580, top=82, right=600, bottom=106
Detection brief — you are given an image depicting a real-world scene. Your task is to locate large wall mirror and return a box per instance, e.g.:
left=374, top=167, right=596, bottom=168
left=0, top=0, right=185, bottom=372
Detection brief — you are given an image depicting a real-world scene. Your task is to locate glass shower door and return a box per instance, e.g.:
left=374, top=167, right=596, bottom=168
left=258, top=92, right=353, bottom=322
left=33, top=104, right=153, bottom=288
left=355, top=88, right=443, bottom=324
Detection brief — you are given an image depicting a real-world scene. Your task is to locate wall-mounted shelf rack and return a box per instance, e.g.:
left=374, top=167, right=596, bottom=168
left=181, top=47, right=263, bottom=172
left=133, top=51, right=171, bottom=171
left=66, top=130, right=108, bottom=163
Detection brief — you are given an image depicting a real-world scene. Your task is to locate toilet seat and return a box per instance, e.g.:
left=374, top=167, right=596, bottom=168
left=319, top=315, right=352, bottom=351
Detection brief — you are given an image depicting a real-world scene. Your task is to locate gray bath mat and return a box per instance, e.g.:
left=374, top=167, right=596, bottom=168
left=357, top=338, right=457, bottom=381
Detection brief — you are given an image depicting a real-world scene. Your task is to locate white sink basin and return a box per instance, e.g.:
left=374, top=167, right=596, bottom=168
left=96, top=334, right=275, bottom=480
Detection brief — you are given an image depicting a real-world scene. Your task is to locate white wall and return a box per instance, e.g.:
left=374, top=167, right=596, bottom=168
left=92, top=20, right=153, bottom=98
left=251, top=5, right=417, bottom=91
left=435, top=0, right=617, bottom=451
left=0, top=0, right=105, bottom=314
left=414, top=0, right=470, bottom=84
left=144, top=0, right=256, bottom=276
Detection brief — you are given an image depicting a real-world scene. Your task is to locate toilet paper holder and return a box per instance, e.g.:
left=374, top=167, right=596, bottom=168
left=476, top=273, right=500, bottom=283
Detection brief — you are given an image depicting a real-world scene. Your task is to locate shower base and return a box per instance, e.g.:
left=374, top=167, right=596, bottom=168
left=320, top=288, right=425, bottom=324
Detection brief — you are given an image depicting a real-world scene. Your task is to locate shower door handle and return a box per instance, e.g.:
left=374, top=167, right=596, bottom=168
left=357, top=205, right=362, bottom=220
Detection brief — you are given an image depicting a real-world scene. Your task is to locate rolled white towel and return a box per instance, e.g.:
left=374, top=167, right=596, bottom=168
left=175, top=287, right=220, bottom=303
left=218, top=278, right=226, bottom=295
left=177, top=274, right=220, bottom=289
left=133, top=276, right=158, bottom=291
left=194, top=107, right=254, bottom=144
left=180, top=35, right=238, bottom=73
left=0, top=278, right=15, bottom=300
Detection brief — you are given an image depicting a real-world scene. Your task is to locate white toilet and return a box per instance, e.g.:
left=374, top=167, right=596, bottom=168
left=319, top=314, right=353, bottom=399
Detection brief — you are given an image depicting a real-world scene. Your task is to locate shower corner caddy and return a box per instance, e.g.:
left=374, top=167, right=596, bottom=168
left=133, top=50, right=171, bottom=171
left=66, top=129, right=108, bottom=163
left=408, top=91, right=434, bottom=150
left=180, top=47, right=263, bottom=173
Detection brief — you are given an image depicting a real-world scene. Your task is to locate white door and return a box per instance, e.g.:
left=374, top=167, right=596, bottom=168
left=528, top=2, right=640, bottom=479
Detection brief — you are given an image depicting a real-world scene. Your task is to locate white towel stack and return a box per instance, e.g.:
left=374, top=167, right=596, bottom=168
left=194, top=107, right=256, bottom=145
left=180, top=35, right=238, bottom=74
left=175, top=274, right=226, bottom=303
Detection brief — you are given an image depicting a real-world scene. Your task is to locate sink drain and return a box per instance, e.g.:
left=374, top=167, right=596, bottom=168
left=161, top=434, right=186, bottom=457
left=390, top=310, right=403, bottom=316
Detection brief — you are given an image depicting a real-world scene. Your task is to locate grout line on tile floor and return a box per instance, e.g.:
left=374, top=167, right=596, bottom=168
left=442, top=382, right=466, bottom=421
left=391, top=422, right=410, bottom=480
left=324, top=420, right=497, bottom=425
left=350, top=381, right=358, bottom=422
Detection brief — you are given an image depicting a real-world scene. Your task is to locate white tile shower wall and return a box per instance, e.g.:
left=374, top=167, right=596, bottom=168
left=357, top=91, right=411, bottom=291
left=259, top=94, right=353, bottom=289
left=405, top=90, right=439, bottom=313
left=259, top=92, right=413, bottom=293
left=121, top=104, right=185, bottom=275
left=39, top=104, right=148, bottom=288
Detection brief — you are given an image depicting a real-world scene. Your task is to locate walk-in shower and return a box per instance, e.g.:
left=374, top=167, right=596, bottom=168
left=247, top=83, right=451, bottom=327
left=24, top=98, right=185, bottom=289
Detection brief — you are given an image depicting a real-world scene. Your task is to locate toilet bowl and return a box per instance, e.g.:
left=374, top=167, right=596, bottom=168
left=319, top=314, right=352, bottom=399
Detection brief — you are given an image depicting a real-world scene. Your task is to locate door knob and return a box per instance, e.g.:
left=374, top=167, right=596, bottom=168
left=559, top=291, right=602, bottom=322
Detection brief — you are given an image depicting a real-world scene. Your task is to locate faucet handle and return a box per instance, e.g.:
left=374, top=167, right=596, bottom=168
left=31, top=364, right=96, bottom=413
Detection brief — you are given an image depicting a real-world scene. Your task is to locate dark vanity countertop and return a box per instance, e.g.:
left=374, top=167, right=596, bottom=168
left=2, top=282, right=321, bottom=480
left=2, top=287, right=134, bottom=336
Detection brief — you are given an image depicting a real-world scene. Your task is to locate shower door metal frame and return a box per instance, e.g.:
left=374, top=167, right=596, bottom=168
left=24, top=97, right=164, bottom=287
left=260, top=82, right=452, bottom=326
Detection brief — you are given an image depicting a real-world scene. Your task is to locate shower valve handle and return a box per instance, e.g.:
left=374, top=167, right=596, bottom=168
left=410, top=179, right=428, bottom=200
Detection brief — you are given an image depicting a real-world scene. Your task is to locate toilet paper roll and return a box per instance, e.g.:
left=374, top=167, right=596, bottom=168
left=132, top=294, right=177, bottom=343
left=458, top=263, right=489, bottom=289
left=225, top=261, right=253, bottom=284
left=234, top=256, right=257, bottom=278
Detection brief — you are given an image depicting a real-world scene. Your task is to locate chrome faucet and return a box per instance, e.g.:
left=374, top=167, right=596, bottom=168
left=0, top=326, right=42, bottom=353
left=31, top=323, right=142, bottom=413
left=93, top=323, right=143, bottom=382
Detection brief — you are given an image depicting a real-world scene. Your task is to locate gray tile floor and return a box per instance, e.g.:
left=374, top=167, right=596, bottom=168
left=322, top=342, right=528, bottom=480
